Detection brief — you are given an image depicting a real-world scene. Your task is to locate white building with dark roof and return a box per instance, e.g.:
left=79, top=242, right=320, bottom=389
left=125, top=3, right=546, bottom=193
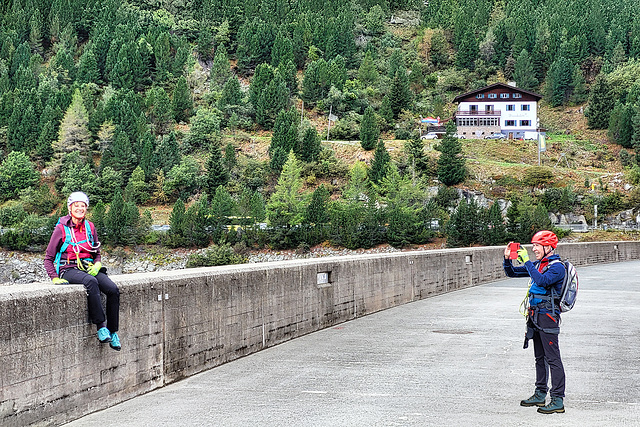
left=452, top=82, right=544, bottom=139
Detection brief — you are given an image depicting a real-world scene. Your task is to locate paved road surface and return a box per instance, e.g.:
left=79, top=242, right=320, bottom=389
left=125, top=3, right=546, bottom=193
left=67, top=261, right=640, bottom=426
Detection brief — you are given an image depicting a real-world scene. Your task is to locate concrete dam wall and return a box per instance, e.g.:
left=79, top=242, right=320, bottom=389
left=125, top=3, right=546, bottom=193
left=1, top=241, right=638, bottom=426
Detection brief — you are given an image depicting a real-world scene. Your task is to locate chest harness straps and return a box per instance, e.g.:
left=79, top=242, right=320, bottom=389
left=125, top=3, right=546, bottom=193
left=522, top=262, right=561, bottom=349
left=54, top=219, right=100, bottom=275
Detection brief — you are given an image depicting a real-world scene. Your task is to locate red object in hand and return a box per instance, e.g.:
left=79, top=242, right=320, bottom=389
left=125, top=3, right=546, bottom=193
left=509, top=242, right=521, bottom=259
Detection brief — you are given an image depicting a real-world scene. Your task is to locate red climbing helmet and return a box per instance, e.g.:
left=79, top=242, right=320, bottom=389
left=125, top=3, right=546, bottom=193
left=531, top=230, right=558, bottom=248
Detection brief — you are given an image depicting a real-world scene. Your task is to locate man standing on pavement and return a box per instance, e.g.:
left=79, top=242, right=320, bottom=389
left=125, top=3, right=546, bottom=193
left=503, top=230, right=566, bottom=414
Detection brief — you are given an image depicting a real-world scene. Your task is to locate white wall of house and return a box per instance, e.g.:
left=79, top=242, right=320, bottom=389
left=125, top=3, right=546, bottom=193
left=457, top=100, right=537, bottom=137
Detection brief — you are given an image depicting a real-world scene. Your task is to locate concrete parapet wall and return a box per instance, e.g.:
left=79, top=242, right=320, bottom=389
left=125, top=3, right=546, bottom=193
left=0, top=241, right=636, bottom=426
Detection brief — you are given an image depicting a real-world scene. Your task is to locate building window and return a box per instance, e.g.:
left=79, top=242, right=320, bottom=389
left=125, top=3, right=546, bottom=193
left=500, top=93, right=509, bottom=98
left=520, top=120, right=531, bottom=126
left=506, top=104, right=515, bottom=111
left=505, top=120, right=515, bottom=126
left=476, top=94, right=485, bottom=99
left=521, top=104, right=530, bottom=111
left=513, top=93, right=522, bottom=98
left=488, top=93, right=497, bottom=99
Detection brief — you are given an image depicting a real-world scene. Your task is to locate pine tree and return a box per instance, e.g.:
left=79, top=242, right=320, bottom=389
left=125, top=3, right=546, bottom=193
left=445, top=199, right=482, bottom=247
left=168, top=198, right=186, bottom=246
left=570, top=64, right=588, bottom=104
left=205, top=145, right=229, bottom=194
left=305, top=184, right=330, bottom=225
left=271, top=29, right=294, bottom=68
left=124, top=165, right=149, bottom=205
left=196, top=25, right=214, bottom=61
left=547, top=57, right=573, bottom=107
left=301, top=58, right=329, bottom=103
left=404, top=132, right=428, bottom=178
left=513, top=49, right=538, bottom=91
left=369, top=139, right=390, bottom=185
left=172, top=75, right=193, bottom=123
left=139, top=131, right=156, bottom=178
left=211, top=44, right=231, bottom=87
left=218, top=75, right=243, bottom=110
left=632, top=111, right=640, bottom=163
left=77, top=47, right=100, bottom=84
left=586, top=73, right=614, bottom=129
left=429, top=30, right=449, bottom=68
left=207, top=187, right=234, bottom=238
left=155, top=131, right=181, bottom=175
left=436, top=122, right=466, bottom=186
left=364, top=4, right=385, bottom=36
left=224, top=142, right=236, bottom=172
left=248, top=63, right=275, bottom=109
left=148, top=86, right=173, bottom=135
left=256, top=73, right=288, bottom=129
left=0, top=151, right=39, bottom=201
left=173, top=44, right=190, bottom=78
left=266, top=151, right=307, bottom=227
left=53, top=89, right=92, bottom=166
left=29, top=9, right=44, bottom=57
left=455, top=27, right=478, bottom=71
left=357, top=50, right=378, bottom=86
left=360, top=106, right=379, bottom=151
left=278, top=60, right=298, bottom=97
left=250, top=190, right=266, bottom=222
left=328, top=55, right=347, bottom=91
left=379, top=95, right=393, bottom=123
left=110, top=128, right=135, bottom=179
left=504, top=53, right=516, bottom=80
left=269, top=108, right=297, bottom=156
left=299, top=126, right=321, bottom=163
left=110, top=46, right=133, bottom=90
left=617, top=104, right=635, bottom=148
left=483, top=202, right=507, bottom=246
left=270, top=146, right=288, bottom=173
left=105, top=190, right=127, bottom=244
left=390, top=67, right=411, bottom=118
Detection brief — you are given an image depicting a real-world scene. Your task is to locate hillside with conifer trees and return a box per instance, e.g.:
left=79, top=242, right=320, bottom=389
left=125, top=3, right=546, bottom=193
left=1, top=0, right=640, bottom=257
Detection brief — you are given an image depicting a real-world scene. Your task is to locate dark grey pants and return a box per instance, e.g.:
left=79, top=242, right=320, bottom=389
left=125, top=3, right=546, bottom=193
left=62, top=268, right=120, bottom=333
left=531, top=313, right=565, bottom=398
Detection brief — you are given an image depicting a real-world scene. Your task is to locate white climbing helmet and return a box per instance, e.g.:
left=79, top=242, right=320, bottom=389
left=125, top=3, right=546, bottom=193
left=67, top=191, right=90, bottom=208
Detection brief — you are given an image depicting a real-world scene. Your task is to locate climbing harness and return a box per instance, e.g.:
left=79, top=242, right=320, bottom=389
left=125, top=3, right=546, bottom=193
left=54, top=218, right=101, bottom=275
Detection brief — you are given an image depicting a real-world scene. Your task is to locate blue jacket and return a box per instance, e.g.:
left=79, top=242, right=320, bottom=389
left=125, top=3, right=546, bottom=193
left=503, top=253, right=565, bottom=313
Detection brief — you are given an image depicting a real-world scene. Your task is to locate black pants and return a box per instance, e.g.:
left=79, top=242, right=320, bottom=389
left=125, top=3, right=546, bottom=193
left=530, top=313, right=565, bottom=398
left=61, top=268, right=120, bottom=333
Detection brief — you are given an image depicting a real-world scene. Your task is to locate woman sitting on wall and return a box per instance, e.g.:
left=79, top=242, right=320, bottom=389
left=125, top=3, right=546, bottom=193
left=44, top=191, right=121, bottom=351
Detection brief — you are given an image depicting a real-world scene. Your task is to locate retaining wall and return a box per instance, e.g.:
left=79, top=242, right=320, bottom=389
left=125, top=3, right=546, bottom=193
left=1, top=241, right=638, bottom=426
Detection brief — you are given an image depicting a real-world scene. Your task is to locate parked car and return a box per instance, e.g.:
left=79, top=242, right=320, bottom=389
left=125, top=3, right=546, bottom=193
left=452, top=133, right=465, bottom=139
left=484, top=133, right=507, bottom=139
left=421, top=132, right=439, bottom=140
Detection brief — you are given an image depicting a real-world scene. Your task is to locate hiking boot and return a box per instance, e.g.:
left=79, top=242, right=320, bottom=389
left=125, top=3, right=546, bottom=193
left=109, top=332, right=121, bottom=351
left=520, top=390, right=547, bottom=407
left=97, top=327, right=111, bottom=343
left=537, top=397, right=565, bottom=414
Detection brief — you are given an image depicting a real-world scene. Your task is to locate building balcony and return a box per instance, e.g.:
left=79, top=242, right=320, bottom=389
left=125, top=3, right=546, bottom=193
left=455, top=110, right=502, bottom=117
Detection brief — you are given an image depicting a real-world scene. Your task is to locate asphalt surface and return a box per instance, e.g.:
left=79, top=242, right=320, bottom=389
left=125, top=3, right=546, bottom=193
left=66, top=261, right=640, bottom=427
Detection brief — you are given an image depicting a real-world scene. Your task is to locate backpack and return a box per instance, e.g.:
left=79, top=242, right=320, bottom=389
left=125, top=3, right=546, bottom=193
left=548, top=259, right=579, bottom=313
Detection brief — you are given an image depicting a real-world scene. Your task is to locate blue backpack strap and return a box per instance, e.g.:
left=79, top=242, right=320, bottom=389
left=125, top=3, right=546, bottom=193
left=54, top=220, right=73, bottom=275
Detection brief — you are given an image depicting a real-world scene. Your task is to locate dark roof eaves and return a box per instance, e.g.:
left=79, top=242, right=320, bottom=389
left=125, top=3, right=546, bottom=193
left=453, top=82, right=543, bottom=102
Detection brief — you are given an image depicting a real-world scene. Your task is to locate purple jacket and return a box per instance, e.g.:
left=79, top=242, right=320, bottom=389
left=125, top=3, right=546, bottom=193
left=44, top=215, right=101, bottom=279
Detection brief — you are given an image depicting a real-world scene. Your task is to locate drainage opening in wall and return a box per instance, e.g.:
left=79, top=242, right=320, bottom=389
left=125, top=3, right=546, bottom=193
left=317, top=271, right=331, bottom=286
